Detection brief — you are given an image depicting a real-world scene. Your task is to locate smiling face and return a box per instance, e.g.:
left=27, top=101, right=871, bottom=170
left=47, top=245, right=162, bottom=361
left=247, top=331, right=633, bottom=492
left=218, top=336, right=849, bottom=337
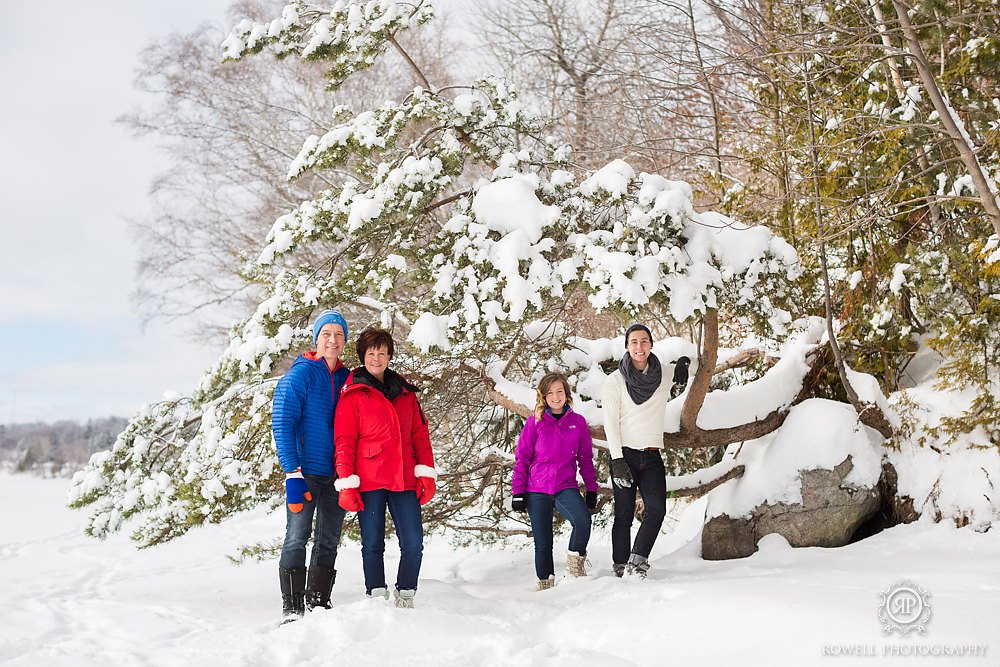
left=315, top=323, right=345, bottom=368
left=363, top=344, right=391, bottom=382
left=626, top=329, right=653, bottom=371
left=545, top=380, right=568, bottom=414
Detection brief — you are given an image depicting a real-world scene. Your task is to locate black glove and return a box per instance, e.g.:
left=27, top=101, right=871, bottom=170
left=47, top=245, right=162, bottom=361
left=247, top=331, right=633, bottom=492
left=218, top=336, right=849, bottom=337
left=610, top=458, right=633, bottom=488
left=512, top=493, right=526, bottom=513
left=585, top=491, right=598, bottom=510
left=670, top=356, right=691, bottom=399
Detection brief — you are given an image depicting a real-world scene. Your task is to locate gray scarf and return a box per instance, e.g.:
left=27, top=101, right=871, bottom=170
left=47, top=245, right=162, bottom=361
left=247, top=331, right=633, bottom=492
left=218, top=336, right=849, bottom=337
left=618, top=352, right=662, bottom=405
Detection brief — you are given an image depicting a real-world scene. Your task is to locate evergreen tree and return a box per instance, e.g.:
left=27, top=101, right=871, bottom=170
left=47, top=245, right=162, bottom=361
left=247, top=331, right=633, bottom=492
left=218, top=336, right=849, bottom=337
left=721, top=0, right=1000, bottom=446
left=69, top=0, right=803, bottom=548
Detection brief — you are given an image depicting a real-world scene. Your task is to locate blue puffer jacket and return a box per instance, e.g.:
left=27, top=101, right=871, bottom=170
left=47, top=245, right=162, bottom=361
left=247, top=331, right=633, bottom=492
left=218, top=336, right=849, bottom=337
left=273, top=351, right=349, bottom=475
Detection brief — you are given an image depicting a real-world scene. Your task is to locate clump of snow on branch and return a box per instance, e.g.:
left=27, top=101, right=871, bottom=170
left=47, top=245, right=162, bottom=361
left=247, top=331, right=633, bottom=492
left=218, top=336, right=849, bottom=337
left=475, top=317, right=827, bottom=437
left=409, top=161, right=799, bottom=353
left=983, top=234, right=1000, bottom=267
left=222, top=0, right=434, bottom=86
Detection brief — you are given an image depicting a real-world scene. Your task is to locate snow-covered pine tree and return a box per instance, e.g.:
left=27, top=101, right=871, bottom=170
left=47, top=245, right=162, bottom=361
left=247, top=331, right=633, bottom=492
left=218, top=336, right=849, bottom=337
left=69, top=0, right=811, bottom=548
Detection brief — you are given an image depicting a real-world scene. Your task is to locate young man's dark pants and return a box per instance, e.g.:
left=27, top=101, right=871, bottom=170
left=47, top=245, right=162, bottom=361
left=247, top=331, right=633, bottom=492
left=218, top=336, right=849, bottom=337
left=611, top=447, right=667, bottom=565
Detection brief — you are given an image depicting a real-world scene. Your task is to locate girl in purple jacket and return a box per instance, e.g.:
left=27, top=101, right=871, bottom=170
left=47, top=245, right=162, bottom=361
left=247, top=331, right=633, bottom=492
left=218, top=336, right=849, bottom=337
left=511, top=372, right=599, bottom=590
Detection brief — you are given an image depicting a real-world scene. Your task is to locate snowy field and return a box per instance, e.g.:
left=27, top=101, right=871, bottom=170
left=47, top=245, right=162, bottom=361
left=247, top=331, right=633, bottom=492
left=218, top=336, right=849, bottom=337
left=2, top=472, right=997, bottom=666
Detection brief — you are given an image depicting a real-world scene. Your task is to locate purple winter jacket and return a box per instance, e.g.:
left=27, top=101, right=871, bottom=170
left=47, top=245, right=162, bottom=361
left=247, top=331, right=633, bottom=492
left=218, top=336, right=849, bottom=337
left=511, top=407, right=599, bottom=495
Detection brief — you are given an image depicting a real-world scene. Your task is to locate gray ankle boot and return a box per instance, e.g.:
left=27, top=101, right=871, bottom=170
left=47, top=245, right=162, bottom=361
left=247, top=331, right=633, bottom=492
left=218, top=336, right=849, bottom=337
left=626, top=553, right=649, bottom=578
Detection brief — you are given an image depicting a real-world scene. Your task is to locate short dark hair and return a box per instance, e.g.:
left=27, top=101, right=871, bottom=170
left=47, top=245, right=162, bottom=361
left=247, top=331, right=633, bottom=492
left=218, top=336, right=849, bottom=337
left=356, top=327, right=395, bottom=362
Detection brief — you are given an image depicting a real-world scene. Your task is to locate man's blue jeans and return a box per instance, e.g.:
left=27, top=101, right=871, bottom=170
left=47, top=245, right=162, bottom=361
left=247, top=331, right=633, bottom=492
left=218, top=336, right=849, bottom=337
left=358, top=489, right=424, bottom=592
left=611, top=448, right=667, bottom=565
left=278, top=474, right=346, bottom=569
left=525, top=488, right=592, bottom=579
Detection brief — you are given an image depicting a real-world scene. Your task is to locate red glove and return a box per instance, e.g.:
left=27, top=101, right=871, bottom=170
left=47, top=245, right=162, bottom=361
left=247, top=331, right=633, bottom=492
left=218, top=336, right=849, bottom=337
left=415, top=475, right=436, bottom=505
left=338, top=487, right=364, bottom=512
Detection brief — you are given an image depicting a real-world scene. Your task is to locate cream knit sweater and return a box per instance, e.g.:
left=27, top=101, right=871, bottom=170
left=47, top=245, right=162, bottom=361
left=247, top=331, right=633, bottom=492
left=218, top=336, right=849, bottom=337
left=601, top=368, right=671, bottom=459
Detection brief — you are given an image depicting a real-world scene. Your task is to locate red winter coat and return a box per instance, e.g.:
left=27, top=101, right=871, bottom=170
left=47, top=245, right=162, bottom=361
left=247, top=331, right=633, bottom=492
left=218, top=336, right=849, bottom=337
left=334, top=369, right=434, bottom=492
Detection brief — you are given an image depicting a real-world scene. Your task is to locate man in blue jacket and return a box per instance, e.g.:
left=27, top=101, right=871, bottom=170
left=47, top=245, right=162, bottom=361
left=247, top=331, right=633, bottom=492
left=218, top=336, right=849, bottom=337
left=273, top=309, right=351, bottom=622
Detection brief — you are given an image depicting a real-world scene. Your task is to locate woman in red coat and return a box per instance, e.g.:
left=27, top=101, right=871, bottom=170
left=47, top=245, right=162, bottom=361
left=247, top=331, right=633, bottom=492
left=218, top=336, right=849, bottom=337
left=334, top=328, right=436, bottom=608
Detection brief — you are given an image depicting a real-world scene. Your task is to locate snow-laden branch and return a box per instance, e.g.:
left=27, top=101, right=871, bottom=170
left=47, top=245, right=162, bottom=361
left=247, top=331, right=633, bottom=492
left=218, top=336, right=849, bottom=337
left=666, top=458, right=746, bottom=497
left=407, top=162, right=799, bottom=354
left=222, top=1, right=434, bottom=86
left=478, top=317, right=830, bottom=452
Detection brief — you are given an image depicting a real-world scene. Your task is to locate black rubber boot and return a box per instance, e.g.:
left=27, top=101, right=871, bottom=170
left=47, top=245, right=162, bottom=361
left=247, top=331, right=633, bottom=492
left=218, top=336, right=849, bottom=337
left=305, top=565, right=336, bottom=611
left=279, top=566, right=306, bottom=623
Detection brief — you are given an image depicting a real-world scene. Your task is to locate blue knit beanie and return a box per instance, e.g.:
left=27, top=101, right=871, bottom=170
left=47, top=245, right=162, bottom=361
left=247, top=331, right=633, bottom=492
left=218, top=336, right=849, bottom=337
left=624, top=323, right=653, bottom=347
left=313, top=309, right=349, bottom=346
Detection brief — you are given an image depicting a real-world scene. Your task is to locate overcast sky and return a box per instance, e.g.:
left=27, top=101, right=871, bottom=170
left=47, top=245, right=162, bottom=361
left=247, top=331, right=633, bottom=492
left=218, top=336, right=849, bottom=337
left=0, top=1, right=236, bottom=423
left=0, top=0, right=478, bottom=425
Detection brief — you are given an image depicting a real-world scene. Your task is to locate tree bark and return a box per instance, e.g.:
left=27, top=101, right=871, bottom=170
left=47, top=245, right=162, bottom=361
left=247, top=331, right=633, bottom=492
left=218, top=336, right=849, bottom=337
left=670, top=464, right=745, bottom=499
left=679, top=309, right=719, bottom=433
left=587, top=383, right=807, bottom=449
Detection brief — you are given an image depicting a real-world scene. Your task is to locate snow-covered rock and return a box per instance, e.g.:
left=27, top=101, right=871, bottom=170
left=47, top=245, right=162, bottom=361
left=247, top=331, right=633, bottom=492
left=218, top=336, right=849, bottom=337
left=702, top=456, right=879, bottom=559
left=702, top=399, right=884, bottom=559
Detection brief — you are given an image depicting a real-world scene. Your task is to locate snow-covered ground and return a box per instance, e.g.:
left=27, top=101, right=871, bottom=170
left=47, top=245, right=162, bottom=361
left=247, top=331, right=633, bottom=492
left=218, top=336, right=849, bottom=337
left=2, top=473, right=997, bottom=666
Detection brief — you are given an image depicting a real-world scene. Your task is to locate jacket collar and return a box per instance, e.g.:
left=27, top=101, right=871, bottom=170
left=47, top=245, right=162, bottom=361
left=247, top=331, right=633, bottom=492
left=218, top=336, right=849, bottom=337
left=344, top=367, right=418, bottom=401
left=302, top=351, right=344, bottom=373
left=542, top=405, right=573, bottom=421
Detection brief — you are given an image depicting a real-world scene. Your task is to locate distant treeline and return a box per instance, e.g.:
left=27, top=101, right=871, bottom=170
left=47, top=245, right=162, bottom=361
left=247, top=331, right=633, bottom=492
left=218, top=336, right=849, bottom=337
left=0, top=418, right=127, bottom=477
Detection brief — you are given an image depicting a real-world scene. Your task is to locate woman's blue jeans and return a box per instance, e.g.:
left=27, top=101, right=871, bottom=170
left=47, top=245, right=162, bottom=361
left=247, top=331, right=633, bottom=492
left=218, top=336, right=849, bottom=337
left=358, top=489, right=424, bottom=593
left=278, top=474, right=346, bottom=569
left=525, top=488, right=592, bottom=579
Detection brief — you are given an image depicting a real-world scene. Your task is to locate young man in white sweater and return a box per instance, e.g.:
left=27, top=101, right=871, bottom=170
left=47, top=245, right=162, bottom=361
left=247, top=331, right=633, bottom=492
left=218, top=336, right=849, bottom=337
left=602, top=323, right=672, bottom=578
